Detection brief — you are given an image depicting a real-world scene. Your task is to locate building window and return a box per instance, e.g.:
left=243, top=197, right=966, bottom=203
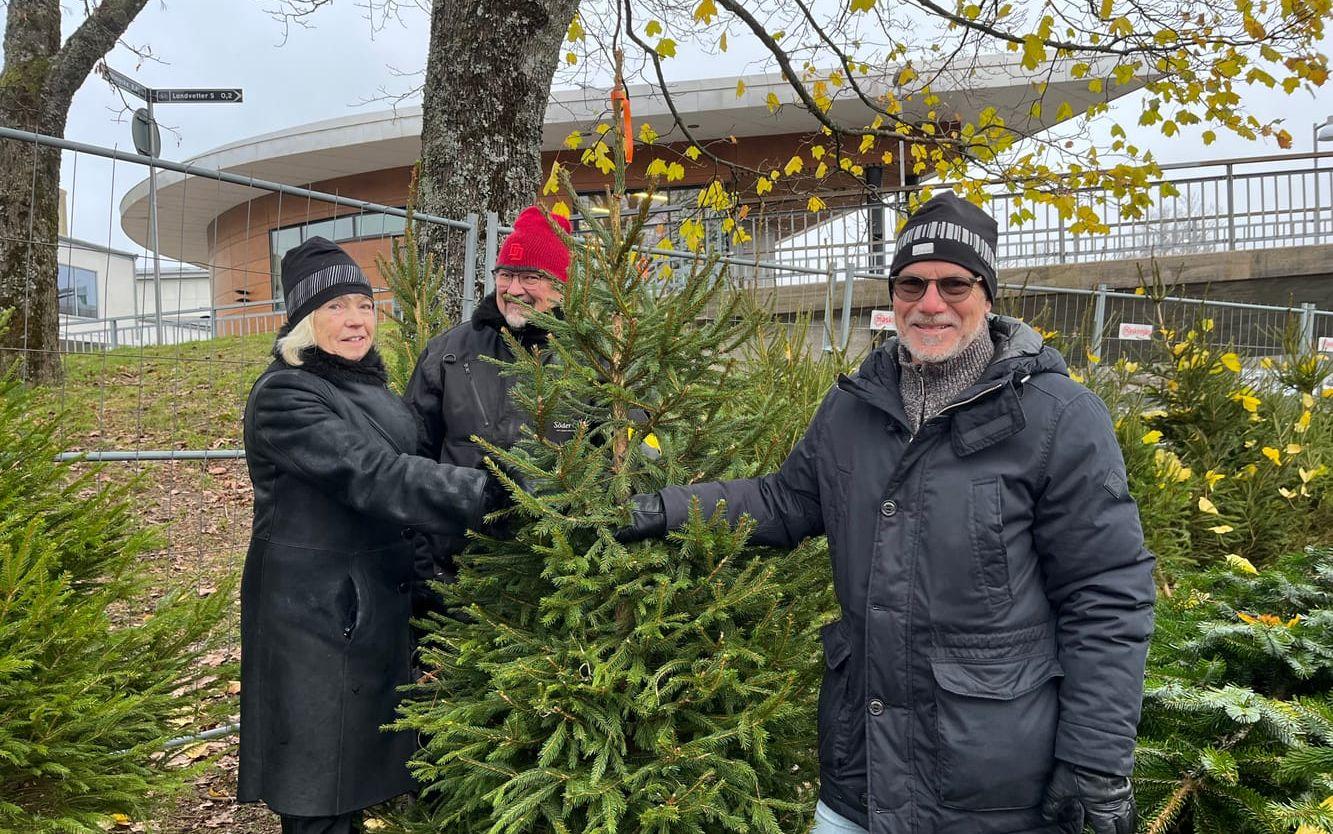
left=268, top=210, right=406, bottom=307
left=58, top=264, right=98, bottom=318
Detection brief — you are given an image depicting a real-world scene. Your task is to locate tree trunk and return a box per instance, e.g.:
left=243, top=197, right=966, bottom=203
left=0, top=0, right=148, bottom=384
left=0, top=1, right=62, bottom=383
left=416, top=0, right=578, bottom=321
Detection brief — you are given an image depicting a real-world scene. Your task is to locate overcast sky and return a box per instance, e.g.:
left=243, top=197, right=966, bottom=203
left=14, top=2, right=1333, bottom=260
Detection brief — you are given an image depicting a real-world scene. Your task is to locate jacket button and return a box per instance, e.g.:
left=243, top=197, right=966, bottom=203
left=868, top=699, right=885, bottom=716
left=859, top=792, right=868, bottom=808
left=880, top=500, right=897, bottom=517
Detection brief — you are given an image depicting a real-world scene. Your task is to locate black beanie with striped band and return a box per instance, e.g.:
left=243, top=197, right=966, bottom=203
left=280, top=236, right=374, bottom=327
left=889, top=192, right=999, bottom=300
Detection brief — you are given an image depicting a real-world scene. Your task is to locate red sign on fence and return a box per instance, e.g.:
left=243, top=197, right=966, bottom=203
left=870, top=310, right=896, bottom=331
left=1118, top=322, right=1154, bottom=341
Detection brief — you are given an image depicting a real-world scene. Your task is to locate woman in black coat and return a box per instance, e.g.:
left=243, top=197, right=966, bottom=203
left=238, top=237, right=495, bottom=834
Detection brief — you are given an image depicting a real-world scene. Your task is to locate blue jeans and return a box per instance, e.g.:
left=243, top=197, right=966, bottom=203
left=811, top=800, right=869, bottom=834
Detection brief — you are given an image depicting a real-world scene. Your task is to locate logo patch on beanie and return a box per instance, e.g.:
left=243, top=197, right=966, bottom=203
left=912, top=242, right=935, bottom=256
left=510, top=244, right=525, bottom=260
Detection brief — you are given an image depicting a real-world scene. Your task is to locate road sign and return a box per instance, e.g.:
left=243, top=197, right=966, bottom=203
left=131, top=108, right=160, bottom=157
left=869, top=309, right=897, bottom=331
left=1118, top=322, right=1154, bottom=341
left=99, top=64, right=149, bottom=101
left=152, top=88, right=243, bottom=104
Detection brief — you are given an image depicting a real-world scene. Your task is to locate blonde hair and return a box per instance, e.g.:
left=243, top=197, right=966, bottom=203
left=275, top=315, right=318, bottom=366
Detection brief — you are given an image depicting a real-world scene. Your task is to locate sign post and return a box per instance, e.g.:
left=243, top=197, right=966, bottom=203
left=99, top=64, right=241, bottom=345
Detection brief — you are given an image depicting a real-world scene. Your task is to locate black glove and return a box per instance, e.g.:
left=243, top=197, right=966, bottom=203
left=1040, top=760, right=1136, bottom=834
left=614, top=492, right=668, bottom=543
left=480, top=473, right=513, bottom=516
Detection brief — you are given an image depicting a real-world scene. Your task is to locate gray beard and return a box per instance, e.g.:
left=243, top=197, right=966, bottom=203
left=906, top=316, right=990, bottom=365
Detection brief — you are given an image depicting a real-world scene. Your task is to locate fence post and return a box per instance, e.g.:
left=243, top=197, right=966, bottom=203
left=1302, top=302, right=1317, bottom=351
left=1092, top=283, right=1108, bottom=360
left=484, top=210, right=499, bottom=297
left=1226, top=163, right=1236, bottom=251
left=462, top=212, right=479, bottom=321
left=839, top=261, right=855, bottom=350
left=1058, top=216, right=1067, bottom=264
left=822, top=265, right=835, bottom=353
left=110, top=319, right=118, bottom=350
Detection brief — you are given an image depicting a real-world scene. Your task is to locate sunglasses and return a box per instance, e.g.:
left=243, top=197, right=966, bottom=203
left=890, top=274, right=984, bottom=303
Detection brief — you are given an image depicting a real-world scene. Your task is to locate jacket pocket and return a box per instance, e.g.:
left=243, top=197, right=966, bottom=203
left=931, top=653, right=1063, bottom=811
left=817, top=619, right=855, bottom=773
left=969, top=478, right=1012, bottom=610
left=335, top=574, right=361, bottom=640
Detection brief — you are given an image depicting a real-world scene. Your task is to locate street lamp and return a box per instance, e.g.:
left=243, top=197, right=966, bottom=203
left=1315, top=116, right=1333, bottom=241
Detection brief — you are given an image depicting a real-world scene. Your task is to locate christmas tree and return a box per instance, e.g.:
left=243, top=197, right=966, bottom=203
left=395, top=180, right=839, bottom=832
left=0, top=312, right=231, bottom=832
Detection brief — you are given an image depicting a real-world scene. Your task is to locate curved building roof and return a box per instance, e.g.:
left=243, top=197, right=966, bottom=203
left=121, top=54, right=1142, bottom=262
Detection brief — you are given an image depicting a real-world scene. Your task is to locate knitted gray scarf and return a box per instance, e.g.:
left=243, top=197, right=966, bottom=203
left=897, top=320, right=996, bottom=434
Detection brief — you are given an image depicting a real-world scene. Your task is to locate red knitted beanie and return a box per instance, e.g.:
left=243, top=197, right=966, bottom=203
left=496, top=206, right=574, bottom=283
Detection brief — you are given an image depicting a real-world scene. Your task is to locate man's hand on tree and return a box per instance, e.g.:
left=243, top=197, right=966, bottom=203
left=614, top=493, right=667, bottom=543
left=1040, top=760, right=1136, bottom=834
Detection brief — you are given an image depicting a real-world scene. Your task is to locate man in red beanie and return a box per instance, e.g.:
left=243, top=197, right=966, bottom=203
left=403, top=205, right=574, bottom=588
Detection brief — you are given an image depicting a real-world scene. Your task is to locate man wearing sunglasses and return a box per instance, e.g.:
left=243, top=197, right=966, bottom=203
left=404, top=205, right=574, bottom=589
left=618, top=193, right=1153, bottom=834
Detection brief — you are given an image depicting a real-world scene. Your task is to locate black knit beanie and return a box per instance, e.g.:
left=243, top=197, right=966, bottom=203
left=280, top=236, right=374, bottom=326
left=889, top=192, right=999, bottom=299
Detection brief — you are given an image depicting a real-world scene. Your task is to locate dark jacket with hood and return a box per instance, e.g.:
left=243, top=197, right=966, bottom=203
left=658, top=316, right=1156, bottom=834
left=238, top=344, right=488, bottom=817
left=402, top=293, right=571, bottom=566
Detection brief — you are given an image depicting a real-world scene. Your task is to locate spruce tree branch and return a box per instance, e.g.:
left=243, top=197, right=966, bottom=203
left=46, top=0, right=151, bottom=119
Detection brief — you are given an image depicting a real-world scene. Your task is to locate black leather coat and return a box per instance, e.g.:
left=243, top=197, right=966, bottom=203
left=238, top=347, right=487, bottom=817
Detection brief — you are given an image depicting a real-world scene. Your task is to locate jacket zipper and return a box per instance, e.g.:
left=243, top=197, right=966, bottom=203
left=463, top=361, right=491, bottom=427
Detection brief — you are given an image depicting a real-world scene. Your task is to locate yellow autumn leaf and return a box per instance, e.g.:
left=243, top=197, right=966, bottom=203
left=815, top=162, right=829, bottom=179
left=766, top=92, right=781, bottom=112
left=808, top=196, right=828, bottom=212
left=1261, top=447, right=1282, bottom=466
left=567, top=16, right=584, bottom=41
left=850, top=0, right=876, bottom=11
left=1230, top=392, right=1261, bottom=413
left=565, top=52, right=577, bottom=65
left=755, top=176, right=773, bottom=196
left=1225, top=554, right=1259, bottom=575
left=1286, top=443, right=1303, bottom=455
left=542, top=163, right=562, bottom=196
left=1220, top=352, right=1242, bottom=373
left=1205, top=470, right=1226, bottom=488
left=1198, top=496, right=1220, bottom=515
left=645, top=19, right=663, bottom=37
left=111, top=814, right=132, bottom=827
left=638, top=122, right=659, bottom=144
left=1142, top=430, right=1163, bottom=444
left=1297, top=410, right=1312, bottom=434
left=656, top=38, right=677, bottom=58
left=811, top=145, right=826, bottom=160
left=595, top=123, right=611, bottom=135
left=783, top=155, right=804, bottom=176
left=1208, top=525, right=1235, bottom=534
left=693, top=0, right=718, bottom=23
left=665, top=162, right=685, bottom=182
left=364, top=819, right=388, bottom=832
left=859, top=134, right=876, bottom=153
left=685, top=145, right=701, bottom=160
left=735, top=79, right=746, bottom=98
left=562, top=131, right=583, bottom=150
left=550, top=201, right=571, bottom=219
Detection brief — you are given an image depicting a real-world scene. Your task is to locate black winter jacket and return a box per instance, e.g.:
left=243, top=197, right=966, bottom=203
left=659, top=316, right=1156, bottom=834
left=238, top=347, right=488, bottom=817
left=402, top=294, right=571, bottom=566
